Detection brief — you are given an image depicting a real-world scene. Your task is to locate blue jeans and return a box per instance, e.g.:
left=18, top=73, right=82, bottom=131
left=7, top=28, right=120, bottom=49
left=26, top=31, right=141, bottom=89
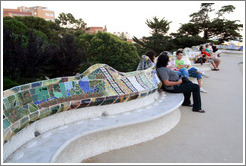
left=175, top=67, right=202, bottom=80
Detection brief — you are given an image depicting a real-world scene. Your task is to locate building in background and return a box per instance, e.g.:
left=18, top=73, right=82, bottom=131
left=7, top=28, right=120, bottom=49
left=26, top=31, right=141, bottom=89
left=84, top=25, right=107, bottom=34
left=3, top=6, right=55, bottom=22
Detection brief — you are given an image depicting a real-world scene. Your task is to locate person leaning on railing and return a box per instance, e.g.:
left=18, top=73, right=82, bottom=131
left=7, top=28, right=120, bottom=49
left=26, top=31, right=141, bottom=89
left=136, top=51, right=156, bottom=71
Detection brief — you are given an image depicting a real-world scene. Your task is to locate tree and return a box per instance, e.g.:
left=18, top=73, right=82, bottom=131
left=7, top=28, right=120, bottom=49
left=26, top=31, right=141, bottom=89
left=45, top=33, right=84, bottom=78
left=56, top=12, right=87, bottom=29
left=13, top=16, right=62, bottom=44
left=77, top=32, right=140, bottom=72
left=209, top=19, right=243, bottom=42
left=216, top=5, right=235, bottom=18
left=187, top=3, right=242, bottom=42
left=189, top=3, right=214, bottom=40
left=146, top=16, right=171, bottom=35
left=175, top=23, right=201, bottom=37
left=133, top=17, right=172, bottom=55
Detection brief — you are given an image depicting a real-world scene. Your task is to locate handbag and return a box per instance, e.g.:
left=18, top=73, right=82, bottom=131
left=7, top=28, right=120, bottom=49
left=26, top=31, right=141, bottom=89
left=195, top=56, right=206, bottom=65
left=179, top=75, right=190, bottom=83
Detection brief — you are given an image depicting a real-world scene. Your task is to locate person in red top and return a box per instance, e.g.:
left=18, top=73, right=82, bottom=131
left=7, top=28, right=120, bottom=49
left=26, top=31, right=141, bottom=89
left=196, top=46, right=220, bottom=71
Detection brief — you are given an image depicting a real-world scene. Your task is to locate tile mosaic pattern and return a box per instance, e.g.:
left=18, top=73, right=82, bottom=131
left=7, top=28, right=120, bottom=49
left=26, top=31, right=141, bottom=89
left=2, top=64, right=162, bottom=142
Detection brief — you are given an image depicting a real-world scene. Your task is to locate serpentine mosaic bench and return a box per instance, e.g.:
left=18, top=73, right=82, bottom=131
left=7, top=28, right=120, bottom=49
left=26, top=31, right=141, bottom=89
left=3, top=64, right=163, bottom=160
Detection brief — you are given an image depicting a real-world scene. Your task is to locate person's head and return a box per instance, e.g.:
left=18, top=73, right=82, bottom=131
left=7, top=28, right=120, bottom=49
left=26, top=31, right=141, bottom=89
left=176, top=50, right=183, bottom=60
left=145, top=51, right=156, bottom=62
left=199, top=46, right=204, bottom=51
left=156, top=51, right=169, bottom=68
left=205, top=44, right=209, bottom=48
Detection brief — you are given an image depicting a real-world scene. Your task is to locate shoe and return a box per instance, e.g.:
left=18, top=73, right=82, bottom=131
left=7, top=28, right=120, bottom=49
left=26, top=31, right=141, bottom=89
left=201, top=72, right=209, bottom=78
left=200, top=87, right=207, bottom=93
left=193, top=110, right=205, bottom=113
left=211, top=68, right=219, bottom=71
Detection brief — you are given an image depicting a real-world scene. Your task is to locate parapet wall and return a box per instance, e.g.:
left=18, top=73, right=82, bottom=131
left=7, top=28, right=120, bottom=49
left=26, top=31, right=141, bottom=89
left=3, top=64, right=162, bottom=144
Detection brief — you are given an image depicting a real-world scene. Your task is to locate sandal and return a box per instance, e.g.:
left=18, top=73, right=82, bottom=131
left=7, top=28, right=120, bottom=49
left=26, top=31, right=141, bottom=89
left=211, top=68, right=219, bottom=71
left=193, top=110, right=205, bottom=113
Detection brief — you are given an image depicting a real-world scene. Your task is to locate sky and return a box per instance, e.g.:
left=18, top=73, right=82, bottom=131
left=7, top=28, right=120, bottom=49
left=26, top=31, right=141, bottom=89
left=1, top=1, right=245, bottom=38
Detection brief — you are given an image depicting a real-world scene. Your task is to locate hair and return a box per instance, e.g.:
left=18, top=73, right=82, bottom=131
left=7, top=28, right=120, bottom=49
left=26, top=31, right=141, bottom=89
left=145, top=51, right=156, bottom=62
left=199, top=46, right=204, bottom=51
left=205, top=44, right=209, bottom=48
left=176, top=50, right=183, bottom=55
left=156, top=52, right=169, bottom=68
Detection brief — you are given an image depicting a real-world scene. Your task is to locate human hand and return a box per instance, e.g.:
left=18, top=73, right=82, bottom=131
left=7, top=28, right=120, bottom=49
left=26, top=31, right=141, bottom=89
left=178, top=79, right=182, bottom=84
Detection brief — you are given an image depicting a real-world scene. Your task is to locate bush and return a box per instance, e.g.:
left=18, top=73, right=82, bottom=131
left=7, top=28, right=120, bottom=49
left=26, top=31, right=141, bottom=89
left=3, top=77, right=19, bottom=90
left=77, top=32, right=140, bottom=72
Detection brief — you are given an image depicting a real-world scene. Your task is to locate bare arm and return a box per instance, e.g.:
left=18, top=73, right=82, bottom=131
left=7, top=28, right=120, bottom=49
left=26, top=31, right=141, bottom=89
left=177, top=64, right=189, bottom=69
left=195, top=54, right=202, bottom=61
left=163, top=79, right=182, bottom=86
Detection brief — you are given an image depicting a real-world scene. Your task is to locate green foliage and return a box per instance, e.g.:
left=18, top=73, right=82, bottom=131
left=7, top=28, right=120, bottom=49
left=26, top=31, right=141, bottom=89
left=3, top=77, right=19, bottom=90
left=57, top=12, right=87, bottom=29
left=217, top=5, right=235, bottom=18
left=171, top=35, right=206, bottom=49
left=209, top=19, right=243, bottom=42
left=77, top=32, right=140, bottom=72
left=14, top=16, right=62, bottom=44
left=146, top=16, right=171, bottom=35
left=133, top=17, right=172, bottom=55
left=188, top=3, right=242, bottom=41
left=176, top=23, right=201, bottom=36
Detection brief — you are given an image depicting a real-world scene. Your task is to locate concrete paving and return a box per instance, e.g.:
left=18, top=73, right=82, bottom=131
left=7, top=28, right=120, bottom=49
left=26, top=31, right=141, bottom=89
left=85, top=52, right=244, bottom=163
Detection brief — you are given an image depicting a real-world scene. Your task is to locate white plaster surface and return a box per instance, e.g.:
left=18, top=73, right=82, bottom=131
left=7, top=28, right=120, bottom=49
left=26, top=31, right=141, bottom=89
left=4, top=92, right=184, bottom=163
left=3, top=91, right=159, bottom=161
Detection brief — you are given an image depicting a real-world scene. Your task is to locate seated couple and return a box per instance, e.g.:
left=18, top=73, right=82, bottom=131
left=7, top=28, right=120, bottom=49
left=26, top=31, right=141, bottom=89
left=194, top=45, right=221, bottom=71
left=137, top=51, right=208, bottom=93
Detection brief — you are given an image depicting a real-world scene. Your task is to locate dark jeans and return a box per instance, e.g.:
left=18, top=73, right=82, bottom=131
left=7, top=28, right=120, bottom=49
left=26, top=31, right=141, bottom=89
left=165, top=81, right=202, bottom=111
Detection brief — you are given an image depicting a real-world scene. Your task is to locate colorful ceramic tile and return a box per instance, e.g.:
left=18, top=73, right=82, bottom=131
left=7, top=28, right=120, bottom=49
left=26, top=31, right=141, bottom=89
left=3, top=128, right=12, bottom=142
left=20, top=116, right=29, bottom=129
left=59, top=82, right=68, bottom=97
left=29, top=88, right=36, bottom=95
left=16, top=90, right=32, bottom=106
left=10, top=121, right=20, bottom=134
left=101, top=95, right=118, bottom=105
left=140, top=92, right=148, bottom=98
left=135, top=75, right=149, bottom=89
left=3, top=90, right=15, bottom=98
left=68, top=100, right=81, bottom=110
left=35, top=86, right=49, bottom=101
left=127, top=76, right=145, bottom=91
left=38, top=108, right=50, bottom=119
left=114, top=94, right=129, bottom=103
left=60, top=77, right=68, bottom=83
left=3, top=119, right=11, bottom=130
left=127, top=92, right=140, bottom=101
left=49, top=105, right=60, bottom=115
left=29, top=111, right=39, bottom=122
left=20, top=84, right=30, bottom=91
left=89, top=97, right=105, bottom=106
left=31, top=81, right=42, bottom=88
left=4, top=106, right=29, bottom=123
left=48, top=84, right=55, bottom=98
left=29, top=102, right=38, bottom=113
left=100, top=67, right=124, bottom=95
left=121, top=77, right=138, bottom=92
left=77, top=99, right=91, bottom=108
left=11, top=86, right=20, bottom=93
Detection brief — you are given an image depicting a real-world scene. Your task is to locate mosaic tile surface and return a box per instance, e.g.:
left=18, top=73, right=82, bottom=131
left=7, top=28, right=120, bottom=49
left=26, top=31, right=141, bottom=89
left=2, top=64, right=162, bottom=142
